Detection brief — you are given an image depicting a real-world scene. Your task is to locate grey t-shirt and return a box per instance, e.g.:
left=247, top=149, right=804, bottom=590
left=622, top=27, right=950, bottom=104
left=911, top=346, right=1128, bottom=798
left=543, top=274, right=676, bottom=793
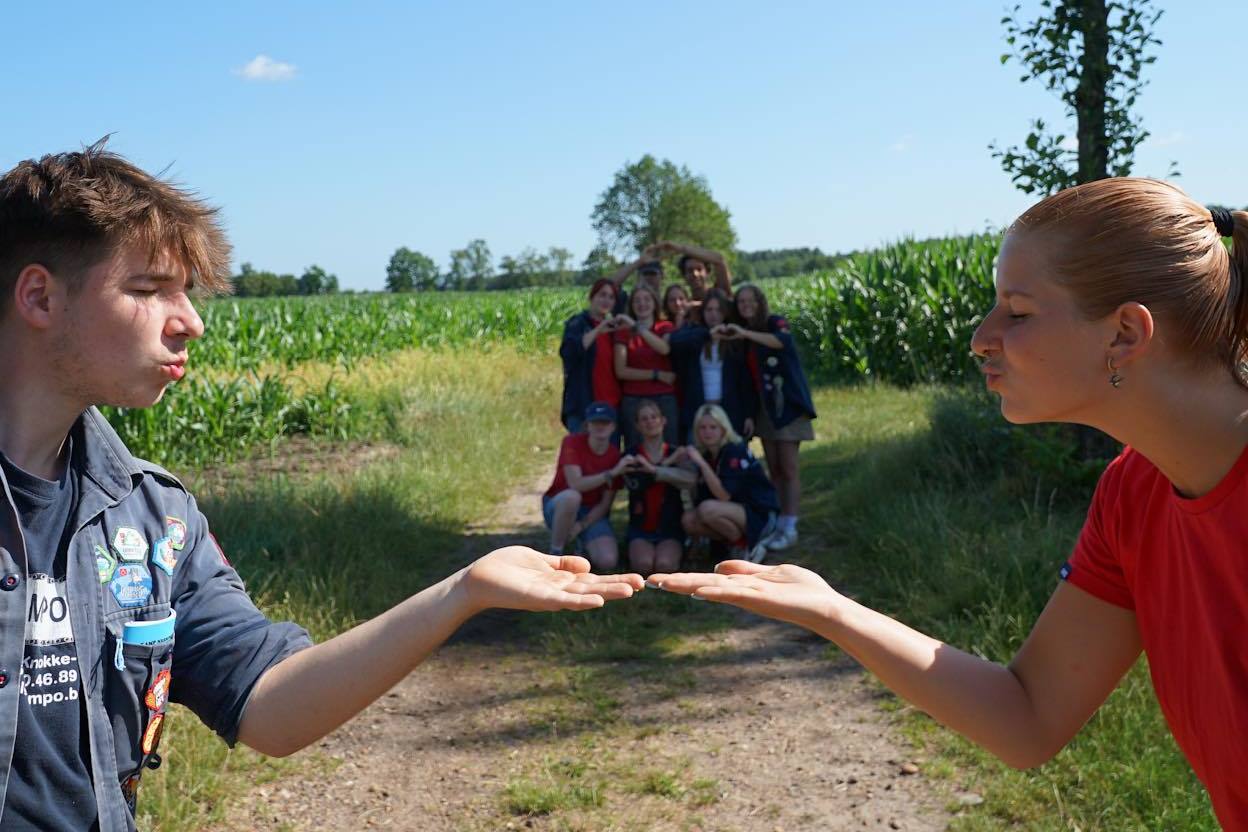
left=0, top=443, right=99, bottom=831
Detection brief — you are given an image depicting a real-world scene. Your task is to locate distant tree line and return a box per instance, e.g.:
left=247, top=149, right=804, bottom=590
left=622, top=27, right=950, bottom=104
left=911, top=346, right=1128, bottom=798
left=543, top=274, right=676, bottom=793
left=232, top=263, right=339, bottom=297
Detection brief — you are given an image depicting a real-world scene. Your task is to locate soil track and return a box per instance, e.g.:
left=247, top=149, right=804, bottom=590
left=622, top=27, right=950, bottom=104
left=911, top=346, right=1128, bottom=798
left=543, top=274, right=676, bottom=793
left=219, top=469, right=960, bottom=831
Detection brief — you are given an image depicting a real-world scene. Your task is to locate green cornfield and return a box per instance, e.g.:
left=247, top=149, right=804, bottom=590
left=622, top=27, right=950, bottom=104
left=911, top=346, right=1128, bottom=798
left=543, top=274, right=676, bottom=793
left=104, top=233, right=1005, bottom=461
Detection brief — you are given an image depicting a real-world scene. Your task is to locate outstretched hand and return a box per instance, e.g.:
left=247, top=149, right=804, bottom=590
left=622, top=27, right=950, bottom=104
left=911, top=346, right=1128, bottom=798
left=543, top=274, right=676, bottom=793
left=648, top=561, right=840, bottom=633
left=462, top=547, right=644, bottom=613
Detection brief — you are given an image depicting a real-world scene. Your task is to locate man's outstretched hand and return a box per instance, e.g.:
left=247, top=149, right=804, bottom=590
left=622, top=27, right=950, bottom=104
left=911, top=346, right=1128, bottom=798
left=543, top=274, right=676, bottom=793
left=461, top=546, right=644, bottom=613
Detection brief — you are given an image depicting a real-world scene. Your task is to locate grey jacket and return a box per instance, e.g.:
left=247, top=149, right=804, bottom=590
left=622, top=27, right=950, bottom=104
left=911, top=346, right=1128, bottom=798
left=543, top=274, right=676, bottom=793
left=0, top=408, right=312, bottom=830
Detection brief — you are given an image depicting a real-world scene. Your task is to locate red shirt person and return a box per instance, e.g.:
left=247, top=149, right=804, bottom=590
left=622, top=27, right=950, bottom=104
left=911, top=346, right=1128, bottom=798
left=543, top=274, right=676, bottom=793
left=542, top=402, right=634, bottom=572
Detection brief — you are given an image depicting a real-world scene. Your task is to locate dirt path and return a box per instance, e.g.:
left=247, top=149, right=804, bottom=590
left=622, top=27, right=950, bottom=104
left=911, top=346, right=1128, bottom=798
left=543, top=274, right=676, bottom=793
left=219, top=469, right=959, bottom=832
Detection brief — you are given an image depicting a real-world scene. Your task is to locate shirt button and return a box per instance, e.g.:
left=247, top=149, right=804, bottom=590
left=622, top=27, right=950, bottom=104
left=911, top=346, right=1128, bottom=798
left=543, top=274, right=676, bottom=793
left=0, top=670, right=9, bottom=688
left=0, top=574, right=18, bottom=591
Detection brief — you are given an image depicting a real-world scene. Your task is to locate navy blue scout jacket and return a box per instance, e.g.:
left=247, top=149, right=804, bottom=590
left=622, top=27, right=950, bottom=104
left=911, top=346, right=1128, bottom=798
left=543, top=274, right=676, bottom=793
left=559, top=310, right=599, bottom=430
left=668, top=326, right=758, bottom=439
left=747, top=315, right=816, bottom=430
left=0, top=408, right=311, bottom=831
left=695, top=442, right=779, bottom=516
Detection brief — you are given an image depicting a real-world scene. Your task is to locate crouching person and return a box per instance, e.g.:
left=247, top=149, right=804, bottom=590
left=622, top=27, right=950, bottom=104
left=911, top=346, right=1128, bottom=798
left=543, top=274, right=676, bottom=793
left=0, top=143, right=643, bottom=830
left=678, top=404, right=778, bottom=564
left=541, top=401, right=635, bottom=570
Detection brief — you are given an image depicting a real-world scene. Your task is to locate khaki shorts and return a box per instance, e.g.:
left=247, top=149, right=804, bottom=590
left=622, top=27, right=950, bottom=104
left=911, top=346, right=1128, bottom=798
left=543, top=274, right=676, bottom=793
left=756, top=408, right=815, bottom=442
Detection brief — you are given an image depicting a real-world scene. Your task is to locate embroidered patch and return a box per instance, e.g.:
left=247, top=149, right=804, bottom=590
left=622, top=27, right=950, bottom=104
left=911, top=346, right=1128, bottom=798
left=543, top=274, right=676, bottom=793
left=95, top=545, right=117, bottom=584
left=142, top=712, right=165, bottom=755
left=145, top=669, right=171, bottom=713
left=165, top=517, right=187, bottom=551
left=110, top=563, right=153, bottom=609
left=151, top=537, right=177, bottom=576
left=766, top=356, right=779, bottom=367
left=113, top=527, right=148, bottom=562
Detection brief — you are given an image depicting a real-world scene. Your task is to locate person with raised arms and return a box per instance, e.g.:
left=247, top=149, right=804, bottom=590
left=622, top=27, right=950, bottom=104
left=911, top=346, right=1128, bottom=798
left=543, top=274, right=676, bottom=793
left=650, top=179, right=1248, bottom=829
left=0, top=143, right=643, bottom=831
left=649, top=241, right=734, bottom=307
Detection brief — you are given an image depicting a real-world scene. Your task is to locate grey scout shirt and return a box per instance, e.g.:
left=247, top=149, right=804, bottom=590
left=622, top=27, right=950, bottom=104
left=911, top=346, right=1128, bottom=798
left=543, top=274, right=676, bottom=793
left=0, top=408, right=313, bottom=831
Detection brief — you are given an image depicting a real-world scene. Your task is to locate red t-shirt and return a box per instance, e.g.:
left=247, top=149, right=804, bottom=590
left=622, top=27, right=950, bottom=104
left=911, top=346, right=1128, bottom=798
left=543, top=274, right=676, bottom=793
left=1064, top=443, right=1248, bottom=829
left=614, top=320, right=675, bottom=397
left=543, top=433, right=622, bottom=509
left=588, top=317, right=621, bottom=407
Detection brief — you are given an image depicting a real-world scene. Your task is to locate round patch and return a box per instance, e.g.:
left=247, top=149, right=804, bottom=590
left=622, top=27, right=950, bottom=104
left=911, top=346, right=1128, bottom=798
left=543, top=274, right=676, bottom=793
left=165, top=517, right=187, bottom=551
left=113, top=527, right=148, bottom=562
left=110, top=563, right=153, bottom=609
left=95, top=545, right=117, bottom=584
left=152, top=537, right=177, bottom=576
left=145, top=669, right=171, bottom=713
left=142, top=713, right=165, bottom=755
left=766, top=356, right=779, bottom=367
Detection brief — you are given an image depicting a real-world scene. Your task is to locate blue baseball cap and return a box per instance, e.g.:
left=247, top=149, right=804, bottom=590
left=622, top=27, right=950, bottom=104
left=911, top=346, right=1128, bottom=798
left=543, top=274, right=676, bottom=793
left=584, top=401, right=617, bottom=423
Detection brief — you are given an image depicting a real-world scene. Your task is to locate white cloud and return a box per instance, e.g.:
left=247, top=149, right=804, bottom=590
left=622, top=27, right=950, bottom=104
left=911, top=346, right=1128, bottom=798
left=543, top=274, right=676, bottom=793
left=235, top=55, right=297, bottom=82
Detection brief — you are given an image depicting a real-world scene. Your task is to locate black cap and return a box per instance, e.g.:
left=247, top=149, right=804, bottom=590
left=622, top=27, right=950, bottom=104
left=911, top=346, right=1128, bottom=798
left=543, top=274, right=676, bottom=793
left=638, top=260, right=663, bottom=276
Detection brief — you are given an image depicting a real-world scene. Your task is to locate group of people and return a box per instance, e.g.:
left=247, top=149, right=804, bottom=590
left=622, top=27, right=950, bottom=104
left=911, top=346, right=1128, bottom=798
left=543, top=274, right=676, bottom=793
left=546, top=241, right=818, bottom=575
left=3, top=142, right=1247, bottom=829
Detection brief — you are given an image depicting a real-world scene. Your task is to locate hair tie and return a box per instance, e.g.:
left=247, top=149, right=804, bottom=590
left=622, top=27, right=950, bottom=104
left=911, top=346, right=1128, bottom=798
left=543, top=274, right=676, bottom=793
left=1210, top=206, right=1235, bottom=238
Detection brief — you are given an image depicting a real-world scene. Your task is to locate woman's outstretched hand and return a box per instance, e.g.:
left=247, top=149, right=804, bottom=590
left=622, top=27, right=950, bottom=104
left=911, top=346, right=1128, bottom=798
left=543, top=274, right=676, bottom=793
left=460, top=547, right=644, bottom=613
left=647, top=560, right=840, bottom=633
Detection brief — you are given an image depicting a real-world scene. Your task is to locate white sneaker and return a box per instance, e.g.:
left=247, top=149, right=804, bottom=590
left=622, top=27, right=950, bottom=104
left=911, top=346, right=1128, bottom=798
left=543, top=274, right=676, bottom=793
left=766, top=526, right=798, bottom=551
left=746, top=538, right=770, bottom=564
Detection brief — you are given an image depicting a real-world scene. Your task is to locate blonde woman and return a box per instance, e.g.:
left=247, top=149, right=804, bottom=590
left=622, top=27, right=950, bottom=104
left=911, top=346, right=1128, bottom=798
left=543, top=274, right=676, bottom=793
left=652, top=180, right=1248, bottom=828
left=676, top=404, right=778, bottom=564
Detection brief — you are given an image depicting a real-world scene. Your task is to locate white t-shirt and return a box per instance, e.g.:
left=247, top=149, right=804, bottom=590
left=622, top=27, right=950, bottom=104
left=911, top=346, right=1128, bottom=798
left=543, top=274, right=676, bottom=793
left=700, top=342, right=724, bottom=402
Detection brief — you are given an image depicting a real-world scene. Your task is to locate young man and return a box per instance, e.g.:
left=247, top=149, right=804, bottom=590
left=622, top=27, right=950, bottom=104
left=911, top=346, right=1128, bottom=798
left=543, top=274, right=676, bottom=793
left=653, top=240, right=733, bottom=303
left=0, top=143, right=643, bottom=831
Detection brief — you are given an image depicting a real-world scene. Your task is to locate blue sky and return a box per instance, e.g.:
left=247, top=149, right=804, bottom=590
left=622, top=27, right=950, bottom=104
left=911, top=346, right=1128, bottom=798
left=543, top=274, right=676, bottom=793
left=2, top=1, right=1242, bottom=290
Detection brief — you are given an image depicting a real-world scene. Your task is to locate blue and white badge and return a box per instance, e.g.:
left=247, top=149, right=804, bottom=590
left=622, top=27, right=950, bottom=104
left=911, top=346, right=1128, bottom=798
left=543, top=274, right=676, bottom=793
left=110, top=563, right=153, bottom=609
left=151, top=537, right=177, bottom=576
left=165, top=516, right=187, bottom=551
left=113, top=527, right=148, bottom=562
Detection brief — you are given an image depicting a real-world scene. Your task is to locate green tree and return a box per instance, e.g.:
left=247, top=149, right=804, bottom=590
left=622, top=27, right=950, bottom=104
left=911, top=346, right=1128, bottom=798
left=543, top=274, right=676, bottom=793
left=990, top=0, right=1166, bottom=195
left=298, top=265, right=339, bottom=295
left=232, top=262, right=300, bottom=296
left=591, top=155, right=737, bottom=260
left=386, top=247, right=438, bottom=292
left=447, top=239, right=493, bottom=290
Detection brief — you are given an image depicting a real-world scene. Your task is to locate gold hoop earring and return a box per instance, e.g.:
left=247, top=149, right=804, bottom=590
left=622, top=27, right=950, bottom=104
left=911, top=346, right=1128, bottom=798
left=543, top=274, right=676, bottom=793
left=1107, top=357, right=1122, bottom=388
